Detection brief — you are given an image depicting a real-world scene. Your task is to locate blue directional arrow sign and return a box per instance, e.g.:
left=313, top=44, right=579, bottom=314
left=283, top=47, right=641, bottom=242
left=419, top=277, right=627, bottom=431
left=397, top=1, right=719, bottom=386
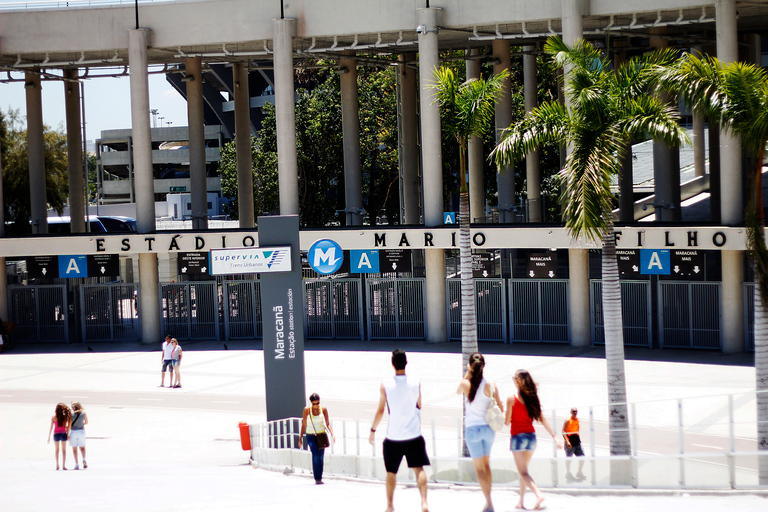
left=639, top=249, right=670, bottom=275
left=59, top=255, right=88, bottom=278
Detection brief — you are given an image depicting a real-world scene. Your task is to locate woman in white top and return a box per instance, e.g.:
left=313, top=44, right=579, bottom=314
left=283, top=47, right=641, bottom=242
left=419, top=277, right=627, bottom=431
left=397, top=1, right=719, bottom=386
left=170, top=338, right=182, bottom=388
left=457, top=352, right=503, bottom=512
left=299, top=392, right=335, bottom=484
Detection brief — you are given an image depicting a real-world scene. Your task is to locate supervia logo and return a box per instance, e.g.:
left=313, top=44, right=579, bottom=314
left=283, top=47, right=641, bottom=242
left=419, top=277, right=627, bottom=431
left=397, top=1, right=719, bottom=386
left=308, top=239, right=343, bottom=275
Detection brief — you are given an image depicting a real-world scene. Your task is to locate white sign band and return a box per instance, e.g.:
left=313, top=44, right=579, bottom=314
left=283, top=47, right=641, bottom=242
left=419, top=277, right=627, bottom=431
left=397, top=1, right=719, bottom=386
left=210, top=247, right=292, bottom=275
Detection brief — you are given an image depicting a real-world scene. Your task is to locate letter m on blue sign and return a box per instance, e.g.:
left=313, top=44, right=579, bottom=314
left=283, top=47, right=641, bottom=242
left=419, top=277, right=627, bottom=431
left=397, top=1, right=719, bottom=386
left=59, top=255, right=88, bottom=278
left=640, top=249, right=670, bottom=275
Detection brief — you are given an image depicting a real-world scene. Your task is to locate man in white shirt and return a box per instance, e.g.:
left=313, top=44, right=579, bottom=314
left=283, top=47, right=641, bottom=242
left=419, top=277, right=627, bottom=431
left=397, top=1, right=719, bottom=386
left=369, top=349, right=429, bottom=512
left=160, top=335, right=174, bottom=387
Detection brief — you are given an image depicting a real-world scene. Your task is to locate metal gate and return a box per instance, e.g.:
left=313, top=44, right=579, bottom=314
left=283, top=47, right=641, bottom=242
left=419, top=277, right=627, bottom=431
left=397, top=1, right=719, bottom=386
left=447, top=279, right=507, bottom=342
left=659, top=281, right=721, bottom=349
left=8, top=285, right=69, bottom=342
left=366, top=278, right=425, bottom=339
left=509, top=279, right=569, bottom=343
left=160, top=282, right=219, bottom=341
left=590, top=280, right=652, bottom=347
left=223, top=280, right=262, bottom=340
left=305, top=278, right=364, bottom=339
left=80, top=283, right=140, bottom=342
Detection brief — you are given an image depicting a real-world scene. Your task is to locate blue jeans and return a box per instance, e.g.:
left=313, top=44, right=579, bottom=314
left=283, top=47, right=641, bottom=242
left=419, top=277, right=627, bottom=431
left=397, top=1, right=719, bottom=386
left=305, top=434, right=325, bottom=482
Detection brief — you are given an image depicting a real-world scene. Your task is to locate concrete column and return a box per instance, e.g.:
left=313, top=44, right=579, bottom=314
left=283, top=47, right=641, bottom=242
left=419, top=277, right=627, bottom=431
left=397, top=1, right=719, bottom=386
left=709, top=123, right=721, bottom=223
left=418, top=7, right=446, bottom=343
left=716, top=0, right=744, bottom=353
left=693, top=112, right=706, bottom=178
left=466, top=49, right=484, bottom=223
left=722, top=250, right=744, bottom=353
left=25, top=71, right=47, bottom=234
left=128, top=29, right=155, bottom=234
left=398, top=54, right=420, bottom=225
left=129, top=28, right=160, bottom=345
left=340, top=53, right=363, bottom=226
left=64, top=69, right=85, bottom=233
left=233, top=62, right=255, bottom=228
left=185, top=57, right=208, bottom=230
left=561, top=0, right=584, bottom=47
left=493, top=39, right=514, bottom=222
left=614, top=45, right=635, bottom=223
left=273, top=18, right=299, bottom=216
left=717, top=0, right=742, bottom=226
left=523, top=45, right=541, bottom=222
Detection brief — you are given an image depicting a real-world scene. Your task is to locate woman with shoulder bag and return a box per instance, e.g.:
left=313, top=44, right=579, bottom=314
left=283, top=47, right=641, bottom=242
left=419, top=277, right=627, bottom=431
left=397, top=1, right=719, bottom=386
left=299, top=392, right=335, bottom=484
left=457, top=352, right=504, bottom=512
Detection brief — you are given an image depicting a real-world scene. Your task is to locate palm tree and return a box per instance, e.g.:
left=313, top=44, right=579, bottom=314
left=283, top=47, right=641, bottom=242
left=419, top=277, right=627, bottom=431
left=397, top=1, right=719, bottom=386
left=432, top=66, right=508, bottom=370
left=655, top=54, right=768, bottom=484
left=492, top=37, right=688, bottom=463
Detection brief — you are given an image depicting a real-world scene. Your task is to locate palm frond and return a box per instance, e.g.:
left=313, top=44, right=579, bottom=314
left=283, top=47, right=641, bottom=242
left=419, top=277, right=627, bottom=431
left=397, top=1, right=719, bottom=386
left=491, top=101, right=570, bottom=168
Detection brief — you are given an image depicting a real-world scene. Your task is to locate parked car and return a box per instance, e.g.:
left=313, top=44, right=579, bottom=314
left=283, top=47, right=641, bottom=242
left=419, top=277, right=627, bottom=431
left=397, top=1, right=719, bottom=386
left=97, top=216, right=137, bottom=232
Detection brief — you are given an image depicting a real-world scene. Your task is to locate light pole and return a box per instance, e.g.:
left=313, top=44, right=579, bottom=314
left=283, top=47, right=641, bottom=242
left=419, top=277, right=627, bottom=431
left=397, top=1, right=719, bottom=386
left=150, top=108, right=159, bottom=128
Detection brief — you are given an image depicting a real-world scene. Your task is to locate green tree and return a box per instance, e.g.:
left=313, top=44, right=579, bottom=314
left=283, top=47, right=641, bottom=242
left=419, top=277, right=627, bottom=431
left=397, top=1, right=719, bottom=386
left=492, top=38, right=687, bottom=465
left=432, top=66, right=508, bottom=370
left=655, top=53, right=768, bottom=483
left=219, top=130, right=280, bottom=219
left=0, top=109, right=69, bottom=234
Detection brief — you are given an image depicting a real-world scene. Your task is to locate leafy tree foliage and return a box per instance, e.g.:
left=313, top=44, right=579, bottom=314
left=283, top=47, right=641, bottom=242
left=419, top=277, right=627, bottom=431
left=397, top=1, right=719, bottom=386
left=1, top=109, right=69, bottom=234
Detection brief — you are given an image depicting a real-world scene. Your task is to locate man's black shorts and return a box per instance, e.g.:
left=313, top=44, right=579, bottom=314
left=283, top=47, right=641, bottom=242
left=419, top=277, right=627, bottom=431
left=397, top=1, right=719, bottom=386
left=383, top=436, right=430, bottom=473
left=565, top=434, right=585, bottom=457
left=162, top=359, right=174, bottom=372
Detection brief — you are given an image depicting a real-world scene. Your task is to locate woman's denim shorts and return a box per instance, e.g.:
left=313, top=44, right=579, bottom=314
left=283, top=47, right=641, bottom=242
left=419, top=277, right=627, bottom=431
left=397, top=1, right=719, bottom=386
left=465, top=424, right=495, bottom=459
left=510, top=432, right=537, bottom=452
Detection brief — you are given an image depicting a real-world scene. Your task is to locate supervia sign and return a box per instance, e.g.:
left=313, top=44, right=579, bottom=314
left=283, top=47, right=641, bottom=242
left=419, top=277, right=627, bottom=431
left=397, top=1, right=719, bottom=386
left=308, top=239, right=343, bottom=275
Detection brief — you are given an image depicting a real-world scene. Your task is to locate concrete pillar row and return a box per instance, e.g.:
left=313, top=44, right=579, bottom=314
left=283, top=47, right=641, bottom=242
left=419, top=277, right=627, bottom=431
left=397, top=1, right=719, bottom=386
left=493, top=39, right=514, bottom=223
left=466, top=49, right=484, bottom=223
left=340, top=53, right=363, bottom=226
left=64, top=68, right=85, bottom=233
left=128, top=28, right=160, bottom=344
left=185, top=56, right=208, bottom=230
left=25, top=71, right=47, bottom=234
left=418, top=7, right=447, bottom=343
left=273, top=18, right=300, bottom=216
left=397, top=54, right=421, bottom=225
left=523, top=45, right=541, bottom=222
left=233, top=62, right=255, bottom=228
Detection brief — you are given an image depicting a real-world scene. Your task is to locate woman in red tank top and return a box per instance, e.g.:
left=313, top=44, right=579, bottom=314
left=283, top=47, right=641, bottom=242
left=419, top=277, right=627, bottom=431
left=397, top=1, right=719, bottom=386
left=47, top=403, right=72, bottom=470
left=504, top=370, right=562, bottom=510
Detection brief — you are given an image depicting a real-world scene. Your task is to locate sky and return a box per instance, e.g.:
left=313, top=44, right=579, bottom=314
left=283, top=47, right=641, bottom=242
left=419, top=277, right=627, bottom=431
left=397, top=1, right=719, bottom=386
left=0, top=1, right=191, bottom=140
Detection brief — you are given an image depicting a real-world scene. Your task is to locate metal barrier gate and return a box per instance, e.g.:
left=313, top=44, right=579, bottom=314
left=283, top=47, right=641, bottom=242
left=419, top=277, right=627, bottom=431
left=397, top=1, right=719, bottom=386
left=590, top=280, right=652, bottom=347
left=8, top=284, right=69, bottom=342
left=80, top=283, right=140, bottom=342
left=509, top=279, right=569, bottom=343
left=366, top=278, right=425, bottom=339
left=223, top=280, right=262, bottom=340
left=659, top=281, right=721, bottom=349
left=160, top=282, right=219, bottom=341
left=447, top=278, right=507, bottom=342
left=305, top=278, right=364, bottom=339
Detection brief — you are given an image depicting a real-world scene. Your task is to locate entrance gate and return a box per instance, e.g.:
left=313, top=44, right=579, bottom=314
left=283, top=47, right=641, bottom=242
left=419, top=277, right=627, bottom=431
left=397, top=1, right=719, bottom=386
left=447, top=278, right=507, bottom=342
left=305, top=279, right=364, bottom=339
left=80, top=283, right=140, bottom=342
left=8, top=285, right=69, bottom=342
left=223, top=280, right=262, bottom=340
left=509, top=279, right=569, bottom=342
left=160, top=282, right=219, bottom=341
left=590, top=280, right=652, bottom=347
left=366, top=278, right=425, bottom=339
left=659, top=281, right=721, bottom=349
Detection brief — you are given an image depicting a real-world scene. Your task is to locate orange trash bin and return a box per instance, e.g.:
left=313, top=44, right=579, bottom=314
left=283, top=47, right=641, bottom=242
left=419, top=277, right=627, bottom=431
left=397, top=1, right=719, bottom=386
left=238, top=421, right=251, bottom=451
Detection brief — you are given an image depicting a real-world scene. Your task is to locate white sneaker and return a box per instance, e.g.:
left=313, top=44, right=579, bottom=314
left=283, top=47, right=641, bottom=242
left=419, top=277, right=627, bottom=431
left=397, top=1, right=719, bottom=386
left=74, top=464, right=79, bottom=470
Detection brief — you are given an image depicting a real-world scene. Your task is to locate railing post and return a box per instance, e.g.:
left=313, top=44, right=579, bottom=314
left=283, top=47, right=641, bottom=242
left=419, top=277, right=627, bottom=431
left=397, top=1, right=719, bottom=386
left=343, top=420, right=347, bottom=455
left=356, top=420, right=361, bottom=456
left=728, top=394, right=736, bottom=489
left=678, top=399, right=685, bottom=487
left=631, top=402, right=638, bottom=487
left=457, top=417, right=463, bottom=482
left=589, top=406, right=596, bottom=486
left=431, top=418, right=438, bottom=483
left=551, top=409, right=558, bottom=487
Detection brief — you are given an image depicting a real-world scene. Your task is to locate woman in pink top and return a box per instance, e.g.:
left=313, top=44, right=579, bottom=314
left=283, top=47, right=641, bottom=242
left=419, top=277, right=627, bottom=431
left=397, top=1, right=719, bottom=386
left=504, top=370, right=561, bottom=510
left=47, top=403, right=72, bottom=470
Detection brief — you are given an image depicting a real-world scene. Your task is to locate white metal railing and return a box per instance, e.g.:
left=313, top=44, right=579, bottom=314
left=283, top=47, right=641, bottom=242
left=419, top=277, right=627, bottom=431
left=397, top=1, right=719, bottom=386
left=0, top=0, right=180, bottom=11
left=248, top=390, right=768, bottom=489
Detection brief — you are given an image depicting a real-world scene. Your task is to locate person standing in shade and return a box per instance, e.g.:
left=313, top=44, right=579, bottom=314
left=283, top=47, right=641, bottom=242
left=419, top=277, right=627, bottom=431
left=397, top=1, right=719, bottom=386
left=505, top=370, right=562, bottom=511
left=160, top=335, right=174, bottom=387
left=298, top=392, right=336, bottom=484
left=369, top=349, right=430, bottom=512
left=457, top=352, right=503, bottom=512
left=69, top=401, right=89, bottom=470
left=47, top=403, right=71, bottom=470
left=171, top=338, right=182, bottom=388
left=563, top=407, right=585, bottom=481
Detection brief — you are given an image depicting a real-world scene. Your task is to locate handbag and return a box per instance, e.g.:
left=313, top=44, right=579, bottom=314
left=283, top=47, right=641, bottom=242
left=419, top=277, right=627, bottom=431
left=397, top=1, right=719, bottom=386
left=485, top=383, right=505, bottom=432
left=310, top=411, right=330, bottom=449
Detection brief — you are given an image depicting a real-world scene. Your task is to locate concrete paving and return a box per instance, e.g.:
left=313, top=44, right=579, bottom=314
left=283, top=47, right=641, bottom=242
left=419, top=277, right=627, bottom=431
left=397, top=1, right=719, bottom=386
left=0, top=339, right=765, bottom=511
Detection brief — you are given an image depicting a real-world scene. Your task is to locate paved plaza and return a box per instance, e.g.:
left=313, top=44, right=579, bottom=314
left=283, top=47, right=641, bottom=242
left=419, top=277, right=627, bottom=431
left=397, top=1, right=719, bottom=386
left=1, top=339, right=766, bottom=511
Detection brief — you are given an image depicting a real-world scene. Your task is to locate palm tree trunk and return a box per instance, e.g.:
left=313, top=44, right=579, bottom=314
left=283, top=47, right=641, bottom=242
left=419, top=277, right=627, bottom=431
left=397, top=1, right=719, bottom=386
left=459, top=145, right=478, bottom=371
left=754, top=276, right=768, bottom=484
left=602, top=227, right=632, bottom=484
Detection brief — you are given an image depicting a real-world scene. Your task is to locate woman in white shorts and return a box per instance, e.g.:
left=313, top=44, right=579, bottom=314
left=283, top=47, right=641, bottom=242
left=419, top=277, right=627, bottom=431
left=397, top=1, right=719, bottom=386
left=69, top=401, right=88, bottom=470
